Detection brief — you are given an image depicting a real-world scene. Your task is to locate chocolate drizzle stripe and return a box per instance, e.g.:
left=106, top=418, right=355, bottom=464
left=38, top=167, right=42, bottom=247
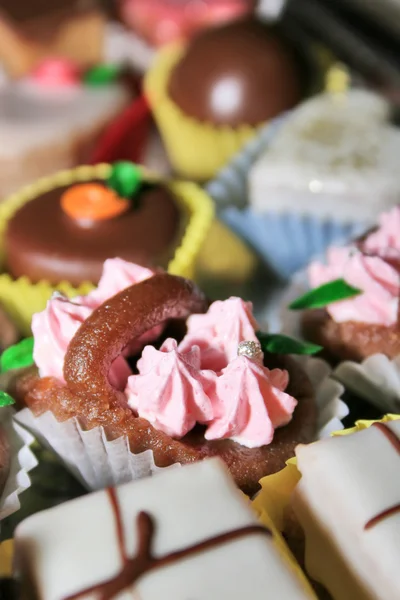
left=372, top=422, right=400, bottom=454
left=365, top=503, right=400, bottom=530
left=107, top=488, right=128, bottom=564
left=364, top=423, right=400, bottom=531
left=64, top=494, right=272, bottom=600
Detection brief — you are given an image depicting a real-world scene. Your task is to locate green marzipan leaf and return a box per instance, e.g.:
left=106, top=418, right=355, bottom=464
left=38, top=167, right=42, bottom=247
left=0, top=337, right=34, bottom=373
left=289, top=278, right=362, bottom=310
left=106, top=161, right=142, bottom=201
left=256, top=332, right=322, bottom=355
left=0, top=390, right=15, bottom=407
left=83, top=64, right=121, bottom=86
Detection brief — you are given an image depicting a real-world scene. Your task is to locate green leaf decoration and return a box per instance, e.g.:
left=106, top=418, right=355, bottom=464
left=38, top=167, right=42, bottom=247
left=256, top=332, right=322, bottom=355
left=0, top=337, right=34, bottom=373
left=0, top=390, right=15, bottom=407
left=289, top=278, right=362, bottom=310
left=83, top=64, right=121, bottom=86
left=106, top=161, right=142, bottom=201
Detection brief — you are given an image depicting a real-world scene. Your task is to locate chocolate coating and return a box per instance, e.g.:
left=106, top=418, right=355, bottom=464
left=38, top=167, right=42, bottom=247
left=168, top=18, right=305, bottom=126
left=5, top=182, right=182, bottom=286
left=0, top=0, right=94, bottom=23
left=19, top=274, right=316, bottom=496
left=302, top=309, right=400, bottom=363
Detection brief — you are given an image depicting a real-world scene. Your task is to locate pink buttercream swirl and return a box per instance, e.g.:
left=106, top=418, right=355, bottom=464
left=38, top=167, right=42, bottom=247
left=205, top=358, right=297, bottom=448
left=126, top=338, right=215, bottom=437
left=362, top=206, right=400, bottom=262
left=29, top=58, right=80, bottom=88
left=33, top=259, right=158, bottom=388
left=126, top=298, right=297, bottom=447
left=179, top=297, right=259, bottom=371
left=308, top=247, right=400, bottom=326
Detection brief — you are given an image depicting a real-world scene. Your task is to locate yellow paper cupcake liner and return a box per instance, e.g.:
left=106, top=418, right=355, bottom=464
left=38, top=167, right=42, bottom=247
left=0, top=165, right=214, bottom=335
left=144, top=44, right=261, bottom=181
left=0, top=539, right=13, bottom=577
left=252, top=414, right=400, bottom=532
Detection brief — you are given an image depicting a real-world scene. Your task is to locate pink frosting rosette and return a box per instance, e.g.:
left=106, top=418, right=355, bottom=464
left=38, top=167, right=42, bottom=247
left=308, top=247, right=400, bottom=326
left=363, top=206, right=400, bottom=261
left=126, top=338, right=215, bottom=437
left=32, top=259, right=158, bottom=389
left=179, top=297, right=259, bottom=371
left=204, top=357, right=297, bottom=448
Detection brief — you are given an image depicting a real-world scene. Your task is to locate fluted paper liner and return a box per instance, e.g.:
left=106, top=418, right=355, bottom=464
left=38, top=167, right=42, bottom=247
left=0, top=407, right=37, bottom=522
left=280, top=270, right=400, bottom=413
left=252, top=414, right=400, bottom=534
left=0, top=165, right=214, bottom=335
left=14, top=354, right=347, bottom=493
left=144, top=44, right=261, bottom=181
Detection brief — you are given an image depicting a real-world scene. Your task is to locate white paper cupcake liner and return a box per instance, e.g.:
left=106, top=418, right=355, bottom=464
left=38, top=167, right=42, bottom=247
left=14, top=358, right=347, bottom=493
left=206, top=116, right=370, bottom=279
left=0, top=407, right=37, bottom=521
left=278, top=270, right=400, bottom=414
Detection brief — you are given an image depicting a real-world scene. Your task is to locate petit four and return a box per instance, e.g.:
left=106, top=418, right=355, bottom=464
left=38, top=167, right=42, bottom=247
left=14, top=458, right=315, bottom=599
left=293, top=419, right=400, bottom=600
left=145, top=17, right=309, bottom=180
left=0, top=0, right=106, bottom=78
left=16, top=265, right=316, bottom=494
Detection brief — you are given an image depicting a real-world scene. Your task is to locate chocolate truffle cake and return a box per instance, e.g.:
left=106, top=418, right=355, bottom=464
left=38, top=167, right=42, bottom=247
left=5, top=179, right=183, bottom=286
left=17, top=267, right=317, bottom=496
left=168, top=18, right=306, bottom=127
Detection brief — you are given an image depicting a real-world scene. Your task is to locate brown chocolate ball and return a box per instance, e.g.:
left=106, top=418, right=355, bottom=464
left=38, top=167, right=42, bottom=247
left=168, top=18, right=306, bottom=126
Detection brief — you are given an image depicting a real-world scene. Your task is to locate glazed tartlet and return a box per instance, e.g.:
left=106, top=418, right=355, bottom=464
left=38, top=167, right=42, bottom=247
left=0, top=163, right=214, bottom=334
left=145, top=17, right=308, bottom=181
left=16, top=263, right=316, bottom=496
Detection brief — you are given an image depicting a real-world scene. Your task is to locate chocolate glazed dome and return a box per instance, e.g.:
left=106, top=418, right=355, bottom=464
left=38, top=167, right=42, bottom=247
left=168, top=17, right=306, bottom=127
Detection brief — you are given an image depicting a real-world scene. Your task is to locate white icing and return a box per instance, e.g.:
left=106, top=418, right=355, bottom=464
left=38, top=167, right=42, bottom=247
left=249, top=90, right=400, bottom=222
left=0, top=80, right=130, bottom=158
left=15, top=459, right=312, bottom=599
left=293, top=421, right=400, bottom=600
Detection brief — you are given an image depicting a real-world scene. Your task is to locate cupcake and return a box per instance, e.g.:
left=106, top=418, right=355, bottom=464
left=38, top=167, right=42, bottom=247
left=145, top=17, right=309, bottom=181
left=293, top=239, right=400, bottom=363
left=208, top=82, right=400, bottom=278
left=15, top=263, right=317, bottom=495
left=0, top=162, right=214, bottom=334
left=13, top=459, right=315, bottom=599
left=0, top=59, right=133, bottom=199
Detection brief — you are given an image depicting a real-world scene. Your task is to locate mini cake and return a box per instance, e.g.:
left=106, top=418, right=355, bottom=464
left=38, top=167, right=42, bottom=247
left=292, top=419, right=400, bottom=600
left=16, top=264, right=317, bottom=495
left=0, top=61, right=131, bottom=199
left=0, top=0, right=105, bottom=78
left=145, top=17, right=309, bottom=180
left=0, top=163, right=213, bottom=333
left=298, top=245, right=400, bottom=362
left=0, top=425, right=10, bottom=498
left=14, top=459, right=315, bottom=599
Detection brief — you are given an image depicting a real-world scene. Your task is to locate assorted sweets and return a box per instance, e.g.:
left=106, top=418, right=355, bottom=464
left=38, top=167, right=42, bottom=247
left=13, top=459, right=314, bottom=599
left=0, top=162, right=213, bottom=333
left=145, top=17, right=310, bottom=180
left=0, top=59, right=132, bottom=198
left=291, top=205, right=400, bottom=362
left=292, top=419, right=400, bottom=600
left=15, top=262, right=317, bottom=496
left=0, top=0, right=106, bottom=78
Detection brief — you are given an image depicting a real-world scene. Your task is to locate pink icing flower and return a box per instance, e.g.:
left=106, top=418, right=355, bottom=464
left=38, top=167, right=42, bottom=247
left=205, top=357, right=297, bottom=448
left=32, top=293, right=131, bottom=390
left=29, top=58, right=80, bottom=88
left=32, top=259, right=159, bottom=387
left=308, top=247, right=400, bottom=326
left=179, top=297, right=259, bottom=371
left=363, top=206, right=400, bottom=261
left=125, top=338, right=215, bottom=438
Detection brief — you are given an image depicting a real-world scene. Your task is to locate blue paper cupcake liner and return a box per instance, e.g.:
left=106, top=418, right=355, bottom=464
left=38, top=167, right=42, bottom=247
left=206, top=116, right=370, bottom=280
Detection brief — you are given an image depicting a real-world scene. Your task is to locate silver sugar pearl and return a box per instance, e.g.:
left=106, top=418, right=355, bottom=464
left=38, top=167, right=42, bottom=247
left=237, top=340, right=262, bottom=360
